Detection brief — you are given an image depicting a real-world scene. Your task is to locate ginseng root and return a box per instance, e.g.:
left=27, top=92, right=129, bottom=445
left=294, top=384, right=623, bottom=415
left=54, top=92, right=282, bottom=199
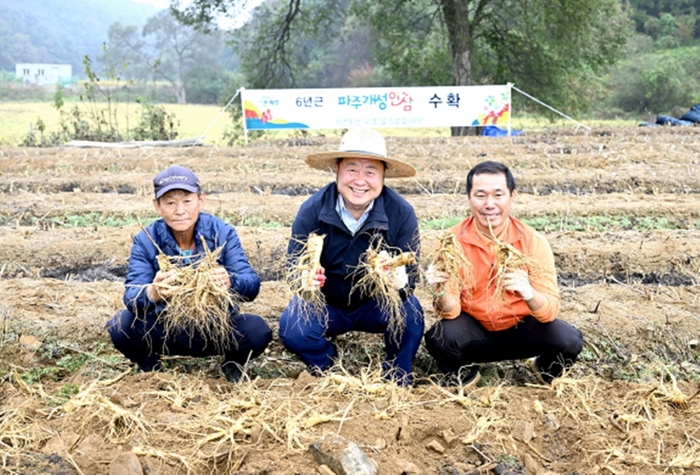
left=287, top=233, right=328, bottom=324
left=424, top=230, right=473, bottom=299
left=150, top=237, right=241, bottom=353
left=351, top=239, right=416, bottom=344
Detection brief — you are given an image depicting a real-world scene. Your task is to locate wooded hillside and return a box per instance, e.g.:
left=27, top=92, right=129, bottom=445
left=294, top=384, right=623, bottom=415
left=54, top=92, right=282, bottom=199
left=0, top=0, right=158, bottom=72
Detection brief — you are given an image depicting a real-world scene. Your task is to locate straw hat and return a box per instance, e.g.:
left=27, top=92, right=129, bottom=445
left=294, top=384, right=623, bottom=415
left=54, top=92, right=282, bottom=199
left=304, top=128, right=416, bottom=178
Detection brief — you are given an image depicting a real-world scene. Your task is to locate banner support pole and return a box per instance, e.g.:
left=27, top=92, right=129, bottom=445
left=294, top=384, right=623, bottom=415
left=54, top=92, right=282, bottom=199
left=196, top=87, right=242, bottom=145
left=507, top=82, right=513, bottom=136
left=511, top=85, right=591, bottom=131
left=240, top=87, right=248, bottom=145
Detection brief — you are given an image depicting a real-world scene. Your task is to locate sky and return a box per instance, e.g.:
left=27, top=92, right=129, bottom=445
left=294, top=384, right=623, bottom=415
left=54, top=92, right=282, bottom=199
left=132, top=0, right=264, bottom=28
left=133, top=0, right=171, bottom=8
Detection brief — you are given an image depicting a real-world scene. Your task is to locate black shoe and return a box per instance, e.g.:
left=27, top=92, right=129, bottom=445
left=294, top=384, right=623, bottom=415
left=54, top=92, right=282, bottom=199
left=441, top=365, right=481, bottom=389
left=221, top=361, right=243, bottom=383
left=382, top=364, right=413, bottom=387
left=529, top=357, right=554, bottom=385
left=305, top=365, right=326, bottom=377
left=136, top=355, right=163, bottom=372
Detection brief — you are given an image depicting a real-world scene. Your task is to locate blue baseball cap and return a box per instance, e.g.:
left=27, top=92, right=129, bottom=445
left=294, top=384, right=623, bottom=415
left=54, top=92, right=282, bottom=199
left=153, top=165, right=201, bottom=199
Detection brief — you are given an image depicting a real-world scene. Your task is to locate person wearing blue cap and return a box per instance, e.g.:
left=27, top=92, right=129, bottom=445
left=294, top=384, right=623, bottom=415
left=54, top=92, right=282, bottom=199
left=107, top=165, right=271, bottom=382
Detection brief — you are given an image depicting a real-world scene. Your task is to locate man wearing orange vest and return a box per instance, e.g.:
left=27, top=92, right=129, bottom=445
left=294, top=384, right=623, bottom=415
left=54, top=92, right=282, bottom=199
left=424, top=161, right=583, bottom=387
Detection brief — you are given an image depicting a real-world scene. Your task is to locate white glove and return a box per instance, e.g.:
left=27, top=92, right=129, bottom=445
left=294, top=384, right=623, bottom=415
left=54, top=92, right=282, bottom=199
left=392, top=265, right=408, bottom=290
left=502, top=268, right=534, bottom=302
left=424, top=263, right=448, bottom=285
left=378, top=250, right=408, bottom=289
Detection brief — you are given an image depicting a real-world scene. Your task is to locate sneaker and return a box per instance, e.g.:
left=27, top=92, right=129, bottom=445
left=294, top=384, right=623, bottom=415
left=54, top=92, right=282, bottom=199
left=529, top=357, right=553, bottom=385
left=221, top=361, right=243, bottom=383
left=441, top=365, right=481, bottom=389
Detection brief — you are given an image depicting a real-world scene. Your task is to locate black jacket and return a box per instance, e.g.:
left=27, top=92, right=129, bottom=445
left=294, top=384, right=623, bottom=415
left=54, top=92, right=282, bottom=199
left=289, top=183, right=420, bottom=311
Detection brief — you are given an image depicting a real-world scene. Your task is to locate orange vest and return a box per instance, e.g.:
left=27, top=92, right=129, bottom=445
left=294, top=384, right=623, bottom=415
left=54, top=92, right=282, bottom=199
left=439, top=216, right=560, bottom=331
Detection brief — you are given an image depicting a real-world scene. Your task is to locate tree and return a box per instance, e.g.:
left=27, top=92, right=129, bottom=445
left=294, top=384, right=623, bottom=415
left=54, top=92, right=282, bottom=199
left=102, top=10, right=224, bottom=104
left=144, top=10, right=224, bottom=103
left=228, top=0, right=388, bottom=89
left=173, top=0, right=630, bottom=133
left=102, top=24, right=151, bottom=82
left=184, top=66, right=232, bottom=103
left=628, top=0, right=700, bottom=41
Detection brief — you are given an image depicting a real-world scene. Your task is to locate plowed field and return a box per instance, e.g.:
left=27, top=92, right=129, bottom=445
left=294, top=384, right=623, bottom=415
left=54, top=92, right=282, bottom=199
left=1, top=127, right=699, bottom=474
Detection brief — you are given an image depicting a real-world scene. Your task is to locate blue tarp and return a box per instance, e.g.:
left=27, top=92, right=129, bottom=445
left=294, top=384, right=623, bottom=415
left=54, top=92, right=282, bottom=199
left=481, top=125, right=523, bottom=137
left=640, top=104, right=700, bottom=127
left=656, top=115, right=693, bottom=126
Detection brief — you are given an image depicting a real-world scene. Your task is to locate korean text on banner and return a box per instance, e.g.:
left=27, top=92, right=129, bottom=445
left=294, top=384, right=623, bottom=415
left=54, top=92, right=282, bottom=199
left=241, top=85, right=510, bottom=130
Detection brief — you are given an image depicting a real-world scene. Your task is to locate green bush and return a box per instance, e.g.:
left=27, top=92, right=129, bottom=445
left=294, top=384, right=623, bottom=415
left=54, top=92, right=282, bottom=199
left=0, top=82, right=51, bottom=102
left=20, top=55, right=183, bottom=146
left=184, top=67, right=233, bottom=105
left=132, top=103, right=179, bottom=141
left=606, top=46, right=700, bottom=113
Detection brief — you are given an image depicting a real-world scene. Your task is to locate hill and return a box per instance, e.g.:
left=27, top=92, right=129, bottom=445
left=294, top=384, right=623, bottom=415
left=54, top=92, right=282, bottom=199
left=0, top=0, right=160, bottom=74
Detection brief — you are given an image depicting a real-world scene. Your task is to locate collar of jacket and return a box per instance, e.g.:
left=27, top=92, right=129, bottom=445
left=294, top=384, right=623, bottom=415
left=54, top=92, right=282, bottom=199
left=459, top=216, right=526, bottom=251
left=317, top=183, right=389, bottom=233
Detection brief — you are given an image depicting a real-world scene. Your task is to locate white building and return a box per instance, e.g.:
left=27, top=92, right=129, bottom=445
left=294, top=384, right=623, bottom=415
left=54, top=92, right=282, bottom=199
left=15, top=63, right=73, bottom=86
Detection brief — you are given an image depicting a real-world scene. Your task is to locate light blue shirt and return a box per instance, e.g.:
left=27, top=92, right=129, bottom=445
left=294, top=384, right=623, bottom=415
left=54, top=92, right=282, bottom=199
left=336, top=195, right=374, bottom=235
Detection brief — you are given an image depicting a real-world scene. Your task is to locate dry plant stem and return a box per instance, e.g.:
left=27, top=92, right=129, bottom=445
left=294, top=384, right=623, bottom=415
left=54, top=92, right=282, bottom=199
left=651, top=365, right=698, bottom=410
left=350, top=239, right=416, bottom=345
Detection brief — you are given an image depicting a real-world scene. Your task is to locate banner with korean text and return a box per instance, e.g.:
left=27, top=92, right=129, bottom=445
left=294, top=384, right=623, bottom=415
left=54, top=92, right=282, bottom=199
left=241, top=85, right=511, bottom=131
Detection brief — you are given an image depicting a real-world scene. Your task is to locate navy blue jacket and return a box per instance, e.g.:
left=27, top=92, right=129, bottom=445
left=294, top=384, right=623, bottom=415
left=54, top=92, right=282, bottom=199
left=289, top=183, right=420, bottom=312
left=124, top=212, right=260, bottom=318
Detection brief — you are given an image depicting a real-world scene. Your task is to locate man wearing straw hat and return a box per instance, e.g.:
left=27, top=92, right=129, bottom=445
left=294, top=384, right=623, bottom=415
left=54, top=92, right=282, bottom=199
left=107, top=165, right=272, bottom=382
left=278, top=127, right=424, bottom=386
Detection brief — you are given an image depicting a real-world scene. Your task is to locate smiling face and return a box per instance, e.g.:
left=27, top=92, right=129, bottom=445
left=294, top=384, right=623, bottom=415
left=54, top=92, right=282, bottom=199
left=468, top=172, right=515, bottom=236
left=153, top=189, right=205, bottom=237
left=335, top=157, right=385, bottom=219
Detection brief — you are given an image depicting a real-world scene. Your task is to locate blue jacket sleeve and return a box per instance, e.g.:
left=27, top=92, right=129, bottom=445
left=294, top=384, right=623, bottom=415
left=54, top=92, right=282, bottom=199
left=123, top=231, right=160, bottom=315
left=220, top=224, right=261, bottom=302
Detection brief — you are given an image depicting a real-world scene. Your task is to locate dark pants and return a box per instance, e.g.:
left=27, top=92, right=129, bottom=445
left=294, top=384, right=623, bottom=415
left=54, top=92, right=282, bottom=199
left=425, top=313, right=583, bottom=379
left=107, top=308, right=272, bottom=366
left=278, top=295, right=424, bottom=384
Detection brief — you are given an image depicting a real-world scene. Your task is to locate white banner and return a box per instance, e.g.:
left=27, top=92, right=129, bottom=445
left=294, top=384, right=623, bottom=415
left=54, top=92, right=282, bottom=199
left=241, top=85, right=511, bottom=130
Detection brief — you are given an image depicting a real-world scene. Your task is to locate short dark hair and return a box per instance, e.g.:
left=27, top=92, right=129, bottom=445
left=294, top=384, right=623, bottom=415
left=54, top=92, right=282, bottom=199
left=466, top=161, right=516, bottom=196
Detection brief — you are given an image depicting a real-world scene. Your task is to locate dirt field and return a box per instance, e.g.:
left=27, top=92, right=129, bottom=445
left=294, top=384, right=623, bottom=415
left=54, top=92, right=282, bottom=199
left=1, top=127, right=699, bottom=474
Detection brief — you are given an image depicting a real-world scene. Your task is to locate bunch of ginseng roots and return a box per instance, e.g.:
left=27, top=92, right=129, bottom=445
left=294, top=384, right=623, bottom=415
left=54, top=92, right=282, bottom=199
left=424, top=230, right=473, bottom=301
left=486, top=221, right=543, bottom=302
left=286, top=233, right=328, bottom=324
left=150, top=237, right=241, bottom=353
left=351, top=238, right=416, bottom=344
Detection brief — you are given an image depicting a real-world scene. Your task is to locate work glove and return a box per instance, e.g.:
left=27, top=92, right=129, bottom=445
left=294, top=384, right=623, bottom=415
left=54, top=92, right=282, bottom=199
left=378, top=250, right=408, bottom=290
left=502, top=268, right=534, bottom=302
left=300, top=267, right=326, bottom=288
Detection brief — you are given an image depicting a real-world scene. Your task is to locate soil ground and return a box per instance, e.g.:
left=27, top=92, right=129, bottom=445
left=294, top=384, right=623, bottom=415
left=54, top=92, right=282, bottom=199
left=1, top=126, right=699, bottom=474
